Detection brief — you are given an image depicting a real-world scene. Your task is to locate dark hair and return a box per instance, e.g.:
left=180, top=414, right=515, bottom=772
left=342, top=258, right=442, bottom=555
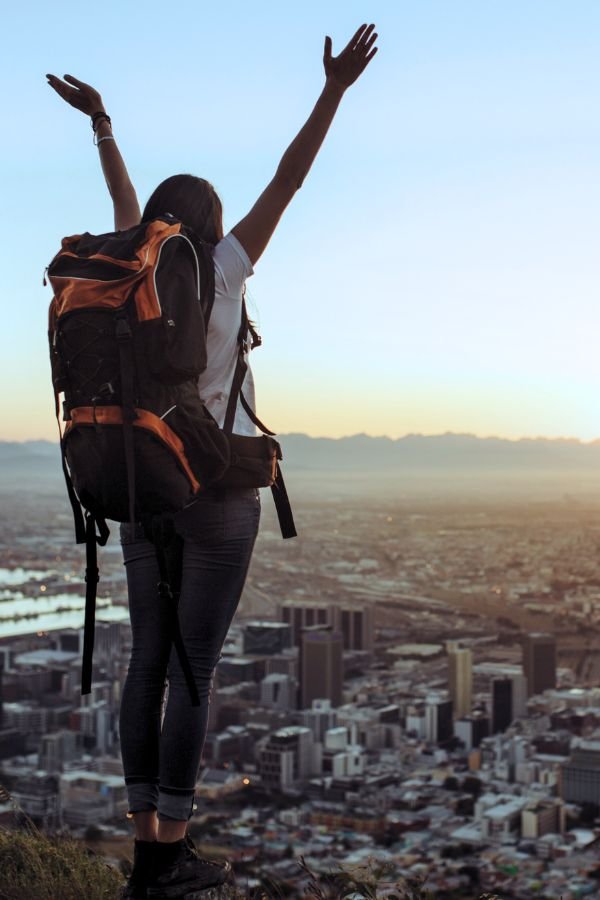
left=142, top=174, right=224, bottom=245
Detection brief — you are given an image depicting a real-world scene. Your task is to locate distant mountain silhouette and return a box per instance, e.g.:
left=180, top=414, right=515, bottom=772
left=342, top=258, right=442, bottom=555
left=278, top=432, right=600, bottom=472
left=1, top=434, right=600, bottom=484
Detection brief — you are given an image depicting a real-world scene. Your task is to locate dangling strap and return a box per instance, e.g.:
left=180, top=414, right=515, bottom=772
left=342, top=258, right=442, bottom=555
left=53, top=385, right=86, bottom=544
left=53, top=384, right=110, bottom=694
left=223, top=298, right=296, bottom=539
left=151, top=518, right=200, bottom=707
left=115, top=313, right=136, bottom=526
left=81, top=510, right=109, bottom=695
left=271, top=464, right=297, bottom=539
left=239, top=390, right=276, bottom=436
left=223, top=297, right=258, bottom=435
left=60, top=437, right=86, bottom=544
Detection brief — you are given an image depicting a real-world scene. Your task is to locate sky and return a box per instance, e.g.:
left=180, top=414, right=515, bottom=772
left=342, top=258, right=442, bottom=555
left=3, top=0, right=600, bottom=442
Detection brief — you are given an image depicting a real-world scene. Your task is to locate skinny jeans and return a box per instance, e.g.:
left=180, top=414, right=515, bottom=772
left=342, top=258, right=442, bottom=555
left=118, top=487, right=260, bottom=821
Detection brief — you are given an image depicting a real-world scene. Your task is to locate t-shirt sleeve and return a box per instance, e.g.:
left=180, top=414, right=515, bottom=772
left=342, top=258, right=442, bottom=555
left=212, top=232, right=254, bottom=297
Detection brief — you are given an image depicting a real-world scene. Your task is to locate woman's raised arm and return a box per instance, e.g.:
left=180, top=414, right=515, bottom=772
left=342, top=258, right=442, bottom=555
left=46, top=74, right=141, bottom=231
left=232, top=24, right=378, bottom=266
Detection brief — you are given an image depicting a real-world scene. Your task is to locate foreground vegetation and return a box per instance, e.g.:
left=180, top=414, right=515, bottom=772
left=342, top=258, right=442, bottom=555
left=0, top=785, right=505, bottom=899
left=0, top=826, right=511, bottom=899
left=0, top=826, right=122, bottom=900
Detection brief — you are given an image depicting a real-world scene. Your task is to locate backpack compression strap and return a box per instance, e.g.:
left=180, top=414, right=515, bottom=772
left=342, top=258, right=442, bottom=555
left=53, top=386, right=110, bottom=695
left=81, top=510, right=109, bottom=695
left=115, top=312, right=137, bottom=527
left=223, top=300, right=297, bottom=540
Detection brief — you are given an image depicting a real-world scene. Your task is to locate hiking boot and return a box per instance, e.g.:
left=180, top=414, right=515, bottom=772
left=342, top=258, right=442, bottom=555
left=121, top=839, right=157, bottom=900
left=146, top=835, right=231, bottom=899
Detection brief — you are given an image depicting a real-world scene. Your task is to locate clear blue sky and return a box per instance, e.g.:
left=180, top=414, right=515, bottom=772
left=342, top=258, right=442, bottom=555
left=4, top=0, right=600, bottom=441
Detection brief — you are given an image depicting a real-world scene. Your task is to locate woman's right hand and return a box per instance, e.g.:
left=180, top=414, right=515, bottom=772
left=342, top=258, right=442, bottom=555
left=46, top=74, right=105, bottom=117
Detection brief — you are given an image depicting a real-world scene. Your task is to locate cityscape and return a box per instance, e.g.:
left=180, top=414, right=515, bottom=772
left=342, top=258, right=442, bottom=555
left=3, top=460, right=600, bottom=898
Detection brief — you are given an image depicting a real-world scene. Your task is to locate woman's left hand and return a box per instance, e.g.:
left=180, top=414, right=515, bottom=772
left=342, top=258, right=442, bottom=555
left=46, top=73, right=105, bottom=117
left=323, top=23, right=378, bottom=90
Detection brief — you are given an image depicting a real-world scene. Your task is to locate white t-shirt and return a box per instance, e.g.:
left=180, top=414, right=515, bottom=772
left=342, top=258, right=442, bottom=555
left=197, top=232, right=257, bottom=437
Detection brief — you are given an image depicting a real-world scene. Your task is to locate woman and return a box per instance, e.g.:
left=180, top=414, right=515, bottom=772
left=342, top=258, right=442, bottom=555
left=48, top=24, right=377, bottom=900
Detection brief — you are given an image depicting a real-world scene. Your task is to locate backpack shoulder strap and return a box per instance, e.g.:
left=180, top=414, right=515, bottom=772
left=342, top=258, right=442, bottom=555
left=222, top=299, right=297, bottom=540
left=184, top=230, right=216, bottom=329
left=223, top=297, right=275, bottom=436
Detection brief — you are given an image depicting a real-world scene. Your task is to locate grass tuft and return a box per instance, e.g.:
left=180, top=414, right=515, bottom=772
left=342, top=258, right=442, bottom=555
left=0, top=827, right=123, bottom=900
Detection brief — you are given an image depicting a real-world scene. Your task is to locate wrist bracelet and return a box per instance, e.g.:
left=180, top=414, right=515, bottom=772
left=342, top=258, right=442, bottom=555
left=91, top=111, right=111, bottom=132
left=95, top=135, right=116, bottom=148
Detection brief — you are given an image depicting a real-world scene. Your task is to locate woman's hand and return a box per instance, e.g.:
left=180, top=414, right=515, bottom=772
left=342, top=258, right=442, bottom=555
left=46, top=73, right=105, bottom=117
left=323, top=23, right=378, bottom=90
left=46, top=72, right=140, bottom=230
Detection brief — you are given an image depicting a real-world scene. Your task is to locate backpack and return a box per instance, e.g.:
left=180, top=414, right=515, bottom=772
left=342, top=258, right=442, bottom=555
left=47, top=215, right=296, bottom=699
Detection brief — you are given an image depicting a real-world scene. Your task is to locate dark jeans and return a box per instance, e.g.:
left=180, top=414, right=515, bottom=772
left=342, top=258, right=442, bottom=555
left=119, top=487, right=260, bottom=821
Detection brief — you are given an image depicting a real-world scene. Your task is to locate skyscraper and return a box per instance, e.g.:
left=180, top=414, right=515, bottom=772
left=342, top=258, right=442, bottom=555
left=299, top=627, right=343, bottom=709
left=491, top=672, right=528, bottom=734
left=425, top=695, right=453, bottom=745
left=331, top=604, right=374, bottom=653
left=448, top=647, right=472, bottom=719
left=492, top=678, right=513, bottom=733
left=279, top=601, right=374, bottom=653
left=561, top=741, right=600, bottom=805
left=279, top=601, right=332, bottom=646
left=522, top=632, right=556, bottom=697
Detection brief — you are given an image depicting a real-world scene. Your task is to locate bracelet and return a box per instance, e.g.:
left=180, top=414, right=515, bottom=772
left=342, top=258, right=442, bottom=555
left=95, top=135, right=116, bottom=148
left=91, top=111, right=111, bottom=132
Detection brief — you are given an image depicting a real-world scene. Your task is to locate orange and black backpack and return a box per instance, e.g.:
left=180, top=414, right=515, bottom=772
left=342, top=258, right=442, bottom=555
left=47, top=215, right=295, bottom=699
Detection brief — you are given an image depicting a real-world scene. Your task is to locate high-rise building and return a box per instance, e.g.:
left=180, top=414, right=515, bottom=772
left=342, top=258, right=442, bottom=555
left=264, top=650, right=298, bottom=679
left=260, top=673, right=295, bottom=710
left=561, top=741, right=600, bottom=805
left=510, top=672, right=528, bottom=719
left=492, top=678, right=513, bottom=734
left=299, top=627, right=343, bottom=709
left=454, top=712, right=489, bottom=751
left=492, top=673, right=528, bottom=733
left=448, top=647, right=472, bottom=719
left=243, top=621, right=292, bottom=656
left=424, top=695, right=453, bottom=745
left=331, top=605, right=374, bottom=653
left=522, top=632, right=556, bottom=697
left=300, top=698, right=338, bottom=742
left=39, top=729, right=78, bottom=773
left=259, top=726, right=316, bottom=790
left=279, top=602, right=332, bottom=646
left=521, top=800, right=566, bottom=838
left=279, top=601, right=374, bottom=653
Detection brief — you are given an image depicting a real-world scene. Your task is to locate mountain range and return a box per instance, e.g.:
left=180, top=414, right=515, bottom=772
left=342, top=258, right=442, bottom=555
left=1, top=434, right=600, bottom=481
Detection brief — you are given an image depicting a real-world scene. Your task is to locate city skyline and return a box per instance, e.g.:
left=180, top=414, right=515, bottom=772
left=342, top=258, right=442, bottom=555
left=4, top=476, right=600, bottom=894
left=3, top=0, right=600, bottom=442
